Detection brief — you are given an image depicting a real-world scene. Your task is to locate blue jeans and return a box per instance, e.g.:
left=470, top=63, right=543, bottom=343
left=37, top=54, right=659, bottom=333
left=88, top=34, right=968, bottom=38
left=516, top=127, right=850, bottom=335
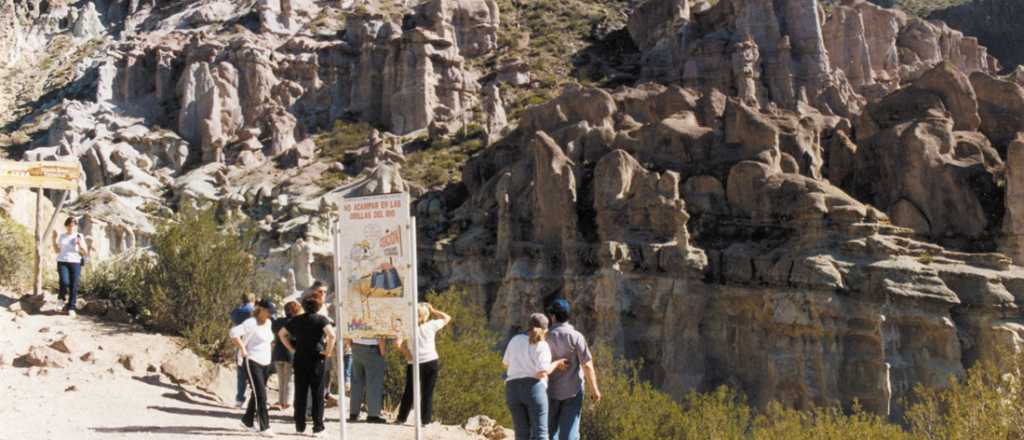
left=236, top=364, right=248, bottom=404
left=57, top=262, right=81, bottom=311
left=506, top=378, right=549, bottom=440
left=344, top=353, right=353, bottom=383
left=548, top=391, right=583, bottom=440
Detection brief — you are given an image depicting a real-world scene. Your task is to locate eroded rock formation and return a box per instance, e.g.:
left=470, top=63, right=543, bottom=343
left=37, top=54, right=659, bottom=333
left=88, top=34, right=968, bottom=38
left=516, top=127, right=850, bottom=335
left=4, top=0, right=1024, bottom=423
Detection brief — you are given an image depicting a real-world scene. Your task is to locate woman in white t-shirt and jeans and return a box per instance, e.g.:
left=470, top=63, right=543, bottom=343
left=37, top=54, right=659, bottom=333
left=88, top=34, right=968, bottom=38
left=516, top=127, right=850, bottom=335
left=51, top=217, right=88, bottom=316
left=230, top=298, right=277, bottom=437
left=503, top=313, right=568, bottom=440
left=396, top=302, right=452, bottom=425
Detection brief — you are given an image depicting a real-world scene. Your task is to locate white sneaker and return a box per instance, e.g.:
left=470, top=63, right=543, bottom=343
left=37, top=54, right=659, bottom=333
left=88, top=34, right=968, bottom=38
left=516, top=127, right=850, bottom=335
left=240, top=421, right=258, bottom=433
left=235, top=401, right=246, bottom=409
left=67, top=310, right=77, bottom=318
left=257, top=428, right=275, bottom=437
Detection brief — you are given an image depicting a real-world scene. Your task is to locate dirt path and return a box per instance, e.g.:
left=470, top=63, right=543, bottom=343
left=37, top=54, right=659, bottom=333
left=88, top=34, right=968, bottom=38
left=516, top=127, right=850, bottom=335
left=0, top=293, right=484, bottom=440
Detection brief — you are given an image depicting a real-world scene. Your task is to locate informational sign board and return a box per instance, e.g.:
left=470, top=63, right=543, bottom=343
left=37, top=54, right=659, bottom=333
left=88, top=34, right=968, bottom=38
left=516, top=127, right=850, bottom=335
left=335, top=192, right=415, bottom=340
left=0, top=160, right=81, bottom=190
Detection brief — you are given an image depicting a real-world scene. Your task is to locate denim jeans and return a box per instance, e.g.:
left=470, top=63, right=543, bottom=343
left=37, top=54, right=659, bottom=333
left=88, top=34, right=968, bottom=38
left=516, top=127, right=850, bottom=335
left=548, top=391, right=583, bottom=440
left=57, top=261, right=81, bottom=311
left=236, top=364, right=248, bottom=404
left=506, top=378, right=549, bottom=440
left=350, top=344, right=386, bottom=418
left=344, top=353, right=353, bottom=384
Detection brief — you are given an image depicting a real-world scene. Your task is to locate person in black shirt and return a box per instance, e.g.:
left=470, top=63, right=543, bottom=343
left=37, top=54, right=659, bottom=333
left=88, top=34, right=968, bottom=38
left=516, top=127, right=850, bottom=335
left=278, top=297, right=336, bottom=436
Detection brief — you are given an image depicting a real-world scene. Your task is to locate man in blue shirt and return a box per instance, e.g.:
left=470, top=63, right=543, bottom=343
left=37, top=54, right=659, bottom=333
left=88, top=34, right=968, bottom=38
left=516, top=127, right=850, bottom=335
left=231, top=294, right=256, bottom=408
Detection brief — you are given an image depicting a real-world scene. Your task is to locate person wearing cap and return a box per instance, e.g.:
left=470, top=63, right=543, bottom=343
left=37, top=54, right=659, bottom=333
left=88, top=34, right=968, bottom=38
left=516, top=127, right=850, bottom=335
left=545, top=299, right=601, bottom=440
left=502, top=313, right=568, bottom=440
left=230, top=298, right=277, bottom=437
left=230, top=293, right=257, bottom=408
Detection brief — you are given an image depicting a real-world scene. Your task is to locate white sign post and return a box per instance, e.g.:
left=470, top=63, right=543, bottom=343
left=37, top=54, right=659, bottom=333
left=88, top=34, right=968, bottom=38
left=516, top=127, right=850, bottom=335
left=333, top=193, right=421, bottom=440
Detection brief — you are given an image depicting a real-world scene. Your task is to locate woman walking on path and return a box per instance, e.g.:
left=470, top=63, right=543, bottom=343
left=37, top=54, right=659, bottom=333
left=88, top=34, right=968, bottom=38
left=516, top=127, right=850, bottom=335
left=271, top=301, right=301, bottom=411
left=278, top=297, right=336, bottom=436
left=51, top=217, right=88, bottom=316
left=503, top=313, right=567, bottom=440
left=230, top=298, right=277, bottom=437
left=395, top=302, right=452, bottom=425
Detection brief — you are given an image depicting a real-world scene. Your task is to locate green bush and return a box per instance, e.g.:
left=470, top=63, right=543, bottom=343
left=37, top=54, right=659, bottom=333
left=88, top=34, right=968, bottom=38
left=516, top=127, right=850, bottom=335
left=0, top=214, right=34, bottom=293
left=80, top=209, right=283, bottom=360
left=906, top=352, right=1024, bottom=440
left=316, top=119, right=375, bottom=162
left=78, top=253, right=150, bottom=312
left=383, top=287, right=510, bottom=426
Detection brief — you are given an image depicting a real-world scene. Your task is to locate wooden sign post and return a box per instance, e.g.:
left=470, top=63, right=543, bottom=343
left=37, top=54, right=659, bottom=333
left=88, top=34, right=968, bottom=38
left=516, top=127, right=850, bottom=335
left=0, top=161, right=81, bottom=295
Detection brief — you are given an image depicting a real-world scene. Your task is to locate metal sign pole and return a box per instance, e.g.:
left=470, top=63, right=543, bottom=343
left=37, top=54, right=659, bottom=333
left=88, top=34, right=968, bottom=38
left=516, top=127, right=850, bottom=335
left=332, top=220, right=348, bottom=440
left=409, top=216, right=422, bottom=440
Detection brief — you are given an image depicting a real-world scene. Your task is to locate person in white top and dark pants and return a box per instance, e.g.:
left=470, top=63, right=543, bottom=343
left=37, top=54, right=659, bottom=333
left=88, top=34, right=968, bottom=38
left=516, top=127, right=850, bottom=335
left=51, top=217, right=88, bottom=316
left=396, top=302, right=452, bottom=425
left=502, top=313, right=567, bottom=440
left=230, top=298, right=277, bottom=437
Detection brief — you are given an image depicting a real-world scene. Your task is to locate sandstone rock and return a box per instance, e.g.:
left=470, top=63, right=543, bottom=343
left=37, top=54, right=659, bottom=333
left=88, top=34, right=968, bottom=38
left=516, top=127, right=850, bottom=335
left=50, top=336, right=82, bottom=355
left=119, top=353, right=145, bottom=372
left=72, top=3, right=104, bottom=38
left=628, top=0, right=689, bottom=52
left=18, top=295, right=46, bottom=315
left=19, top=346, right=69, bottom=368
left=970, top=72, right=1024, bottom=149
left=1002, top=134, right=1024, bottom=265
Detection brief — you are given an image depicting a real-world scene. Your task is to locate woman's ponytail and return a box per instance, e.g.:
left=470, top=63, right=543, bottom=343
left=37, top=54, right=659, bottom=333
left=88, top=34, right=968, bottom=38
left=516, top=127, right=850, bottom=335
left=528, top=326, right=547, bottom=344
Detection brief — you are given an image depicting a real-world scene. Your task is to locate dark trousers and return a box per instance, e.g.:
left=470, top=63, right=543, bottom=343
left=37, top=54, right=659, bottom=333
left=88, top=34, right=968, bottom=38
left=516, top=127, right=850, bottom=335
left=397, top=360, right=440, bottom=424
left=242, top=360, right=271, bottom=431
left=293, top=357, right=327, bottom=433
left=57, top=262, right=81, bottom=311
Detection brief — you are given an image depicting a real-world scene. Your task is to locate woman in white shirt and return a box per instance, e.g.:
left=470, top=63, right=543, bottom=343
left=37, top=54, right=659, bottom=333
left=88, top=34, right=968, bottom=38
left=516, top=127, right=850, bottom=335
left=502, top=313, right=567, bottom=440
left=51, top=217, right=88, bottom=316
left=396, top=302, right=452, bottom=425
left=230, top=298, right=276, bottom=437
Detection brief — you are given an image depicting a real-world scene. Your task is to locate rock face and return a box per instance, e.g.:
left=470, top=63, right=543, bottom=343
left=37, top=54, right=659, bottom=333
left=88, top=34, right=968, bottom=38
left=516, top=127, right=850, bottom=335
left=931, top=0, right=1024, bottom=70
left=824, top=0, right=998, bottom=97
left=429, top=60, right=1024, bottom=417
left=5, top=0, right=1024, bottom=424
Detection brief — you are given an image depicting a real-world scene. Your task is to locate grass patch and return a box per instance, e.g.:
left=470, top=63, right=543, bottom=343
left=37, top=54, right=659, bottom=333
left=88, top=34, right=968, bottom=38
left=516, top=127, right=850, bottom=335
left=402, top=126, right=486, bottom=189
left=480, top=0, right=630, bottom=118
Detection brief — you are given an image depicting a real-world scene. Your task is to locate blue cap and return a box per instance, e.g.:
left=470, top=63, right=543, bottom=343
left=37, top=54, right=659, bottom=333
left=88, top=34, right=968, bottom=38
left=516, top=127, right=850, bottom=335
left=548, top=299, right=571, bottom=315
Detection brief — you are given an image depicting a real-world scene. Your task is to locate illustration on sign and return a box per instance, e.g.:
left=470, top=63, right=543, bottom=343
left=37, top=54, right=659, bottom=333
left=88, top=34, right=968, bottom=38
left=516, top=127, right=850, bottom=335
left=337, top=193, right=413, bottom=340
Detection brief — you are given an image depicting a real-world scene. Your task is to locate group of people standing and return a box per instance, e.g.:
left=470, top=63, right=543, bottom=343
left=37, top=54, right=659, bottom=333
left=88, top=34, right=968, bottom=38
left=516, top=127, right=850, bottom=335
left=503, top=299, right=601, bottom=440
left=230, top=287, right=338, bottom=437
left=228, top=281, right=453, bottom=437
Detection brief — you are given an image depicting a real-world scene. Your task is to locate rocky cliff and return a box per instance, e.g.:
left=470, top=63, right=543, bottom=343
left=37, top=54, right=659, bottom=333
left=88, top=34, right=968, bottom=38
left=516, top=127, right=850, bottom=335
left=3, top=0, right=1024, bottom=420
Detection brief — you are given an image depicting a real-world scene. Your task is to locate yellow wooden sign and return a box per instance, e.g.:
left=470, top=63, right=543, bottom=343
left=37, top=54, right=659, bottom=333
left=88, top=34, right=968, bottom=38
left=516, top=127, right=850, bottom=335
left=0, top=160, right=81, bottom=190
